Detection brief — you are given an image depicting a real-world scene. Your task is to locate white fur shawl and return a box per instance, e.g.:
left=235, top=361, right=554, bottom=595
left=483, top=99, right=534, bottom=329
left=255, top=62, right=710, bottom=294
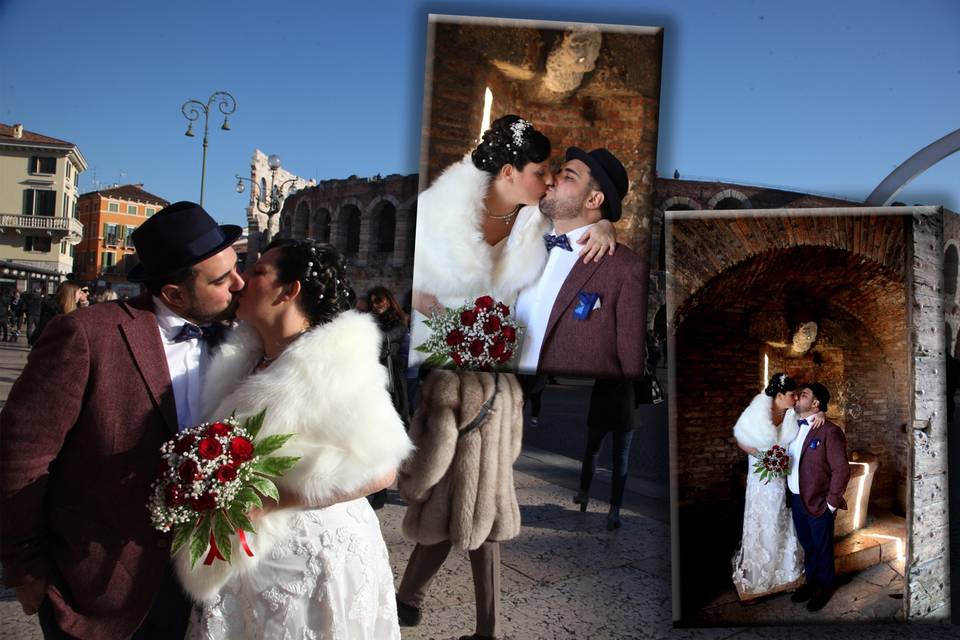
left=732, top=393, right=800, bottom=451
left=174, top=311, right=413, bottom=601
left=412, top=156, right=551, bottom=305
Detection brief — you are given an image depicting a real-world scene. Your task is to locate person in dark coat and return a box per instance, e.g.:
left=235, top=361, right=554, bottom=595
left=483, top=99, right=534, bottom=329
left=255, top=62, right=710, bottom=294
left=573, top=378, right=638, bottom=530
left=368, top=285, right=411, bottom=423
left=367, top=285, right=410, bottom=510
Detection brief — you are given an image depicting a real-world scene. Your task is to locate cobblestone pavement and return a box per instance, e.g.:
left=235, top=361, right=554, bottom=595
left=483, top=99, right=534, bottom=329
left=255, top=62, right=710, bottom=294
left=1, top=340, right=958, bottom=639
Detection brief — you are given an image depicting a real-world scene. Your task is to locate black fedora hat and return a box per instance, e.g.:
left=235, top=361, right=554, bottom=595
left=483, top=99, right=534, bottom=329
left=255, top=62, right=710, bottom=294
left=127, top=201, right=242, bottom=283
left=806, top=382, right=831, bottom=413
left=565, top=147, right=629, bottom=222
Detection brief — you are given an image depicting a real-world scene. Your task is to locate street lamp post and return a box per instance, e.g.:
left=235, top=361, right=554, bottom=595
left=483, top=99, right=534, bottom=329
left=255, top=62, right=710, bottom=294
left=181, top=91, right=236, bottom=207
left=235, top=154, right=300, bottom=255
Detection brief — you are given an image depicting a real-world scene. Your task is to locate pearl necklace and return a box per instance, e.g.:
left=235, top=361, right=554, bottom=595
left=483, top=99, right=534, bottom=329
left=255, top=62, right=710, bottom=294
left=485, top=203, right=522, bottom=225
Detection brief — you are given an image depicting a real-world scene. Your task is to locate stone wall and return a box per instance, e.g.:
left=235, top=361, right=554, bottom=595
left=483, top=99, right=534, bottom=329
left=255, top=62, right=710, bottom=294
left=422, top=18, right=662, bottom=262
left=277, top=173, right=419, bottom=300
left=907, top=211, right=950, bottom=620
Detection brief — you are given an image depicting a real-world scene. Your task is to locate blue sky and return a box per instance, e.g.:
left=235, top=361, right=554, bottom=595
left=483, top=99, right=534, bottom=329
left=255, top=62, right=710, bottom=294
left=1, top=0, right=957, bottom=226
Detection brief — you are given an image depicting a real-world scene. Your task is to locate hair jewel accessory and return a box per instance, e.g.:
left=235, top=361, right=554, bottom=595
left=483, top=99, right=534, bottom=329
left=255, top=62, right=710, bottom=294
left=510, top=119, right=531, bottom=146
left=778, top=373, right=786, bottom=387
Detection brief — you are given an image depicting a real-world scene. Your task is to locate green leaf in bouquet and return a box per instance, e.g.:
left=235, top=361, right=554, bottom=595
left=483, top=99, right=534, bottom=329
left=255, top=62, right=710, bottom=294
left=251, top=455, right=301, bottom=477
left=243, top=409, right=268, bottom=440
left=237, top=486, right=263, bottom=512
left=422, top=352, right=449, bottom=368
left=227, top=504, right=256, bottom=534
left=249, top=475, right=280, bottom=503
left=253, top=433, right=295, bottom=457
left=190, top=515, right=213, bottom=568
left=413, top=344, right=432, bottom=353
left=212, top=510, right=233, bottom=564
left=170, top=517, right=198, bottom=556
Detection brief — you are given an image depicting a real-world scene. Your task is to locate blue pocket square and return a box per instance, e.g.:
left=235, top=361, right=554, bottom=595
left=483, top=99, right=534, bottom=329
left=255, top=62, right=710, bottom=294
left=808, top=439, right=821, bottom=450
left=573, top=291, right=600, bottom=320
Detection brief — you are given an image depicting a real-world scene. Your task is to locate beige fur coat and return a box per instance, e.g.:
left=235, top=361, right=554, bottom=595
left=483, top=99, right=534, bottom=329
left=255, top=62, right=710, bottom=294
left=398, top=370, right=524, bottom=550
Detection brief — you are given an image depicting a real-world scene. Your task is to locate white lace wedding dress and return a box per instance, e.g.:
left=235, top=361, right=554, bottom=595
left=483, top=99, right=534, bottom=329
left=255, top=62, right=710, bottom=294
left=731, top=393, right=804, bottom=599
left=187, top=498, right=400, bottom=640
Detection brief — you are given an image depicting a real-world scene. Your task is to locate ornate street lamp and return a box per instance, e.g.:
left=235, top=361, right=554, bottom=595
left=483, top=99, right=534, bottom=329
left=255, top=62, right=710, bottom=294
left=181, top=91, right=236, bottom=207
left=235, top=154, right=300, bottom=252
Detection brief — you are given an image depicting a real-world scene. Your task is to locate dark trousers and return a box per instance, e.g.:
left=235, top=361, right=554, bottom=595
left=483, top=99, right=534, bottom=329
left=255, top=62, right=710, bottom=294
left=789, top=490, right=836, bottom=589
left=398, top=540, right=500, bottom=638
left=518, top=374, right=547, bottom=418
left=579, top=428, right=635, bottom=508
left=39, top=566, right=191, bottom=640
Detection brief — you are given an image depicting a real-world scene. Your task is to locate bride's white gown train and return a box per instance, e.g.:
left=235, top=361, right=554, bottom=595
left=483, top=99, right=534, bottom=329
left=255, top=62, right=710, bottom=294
left=731, top=466, right=804, bottom=598
left=186, top=498, right=400, bottom=640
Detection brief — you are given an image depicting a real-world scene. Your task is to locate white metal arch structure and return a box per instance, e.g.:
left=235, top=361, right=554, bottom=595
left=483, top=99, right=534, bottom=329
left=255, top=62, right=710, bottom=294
left=866, top=127, right=960, bottom=206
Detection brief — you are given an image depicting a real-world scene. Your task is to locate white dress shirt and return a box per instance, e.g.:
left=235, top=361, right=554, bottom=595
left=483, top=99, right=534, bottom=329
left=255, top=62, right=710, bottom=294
left=787, top=413, right=836, bottom=511
left=153, top=297, right=209, bottom=429
left=514, top=223, right=594, bottom=374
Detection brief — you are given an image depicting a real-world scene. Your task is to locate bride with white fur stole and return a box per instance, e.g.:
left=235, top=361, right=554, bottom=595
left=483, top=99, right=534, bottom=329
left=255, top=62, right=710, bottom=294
left=731, top=372, right=813, bottom=601
left=183, top=240, right=413, bottom=639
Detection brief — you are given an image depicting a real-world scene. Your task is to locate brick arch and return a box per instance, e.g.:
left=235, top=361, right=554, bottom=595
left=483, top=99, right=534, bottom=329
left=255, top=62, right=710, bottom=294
left=669, top=212, right=906, bottom=324
left=659, top=195, right=701, bottom=211
left=366, top=194, right=401, bottom=214
left=311, top=207, right=332, bottom=243
left=333, top=197, right=365, bottom=224
left=706, top=189, right=752, bottom=210
left=674, top=244, right=909, bottom=514
left=293, top=200, right=310, bottom=240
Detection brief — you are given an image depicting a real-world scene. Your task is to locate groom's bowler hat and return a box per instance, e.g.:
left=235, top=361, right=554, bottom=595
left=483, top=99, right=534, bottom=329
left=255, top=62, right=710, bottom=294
left=127, top=201, right=242, bottom=283
left=565, top=147, right=629, bottom=222
left=807, top=382, right=831, bottom=412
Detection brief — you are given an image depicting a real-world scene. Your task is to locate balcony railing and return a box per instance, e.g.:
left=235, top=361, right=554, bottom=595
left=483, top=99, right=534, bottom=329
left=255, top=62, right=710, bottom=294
left=0, top=214, right=83, bottom=237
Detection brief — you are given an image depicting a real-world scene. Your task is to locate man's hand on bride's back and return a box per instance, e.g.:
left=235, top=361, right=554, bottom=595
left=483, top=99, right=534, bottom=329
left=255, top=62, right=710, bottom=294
left=578, top=218, right=617, bottom=263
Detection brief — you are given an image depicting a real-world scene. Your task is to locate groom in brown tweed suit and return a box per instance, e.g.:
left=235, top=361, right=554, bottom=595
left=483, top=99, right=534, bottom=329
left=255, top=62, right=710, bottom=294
left=0, top=202, right=244, bottom=639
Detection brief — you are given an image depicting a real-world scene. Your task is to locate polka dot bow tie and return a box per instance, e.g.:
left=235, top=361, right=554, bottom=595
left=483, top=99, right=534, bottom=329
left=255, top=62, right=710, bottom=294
left=173, top=323, right=226, bottom=347
left=543, top=233, right=572, bottom=252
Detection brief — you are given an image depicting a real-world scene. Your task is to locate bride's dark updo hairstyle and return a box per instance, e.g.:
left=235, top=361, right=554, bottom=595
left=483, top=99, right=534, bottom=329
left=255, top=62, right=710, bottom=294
left=764, top=372, right=797, bottom=397
left=265, top=238, right=355, bottom=326
left=471, top=114, right=551, bottom=175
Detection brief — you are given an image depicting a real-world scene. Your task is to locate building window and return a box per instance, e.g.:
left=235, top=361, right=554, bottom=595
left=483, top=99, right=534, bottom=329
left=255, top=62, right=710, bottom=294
left=146, top=208, right=156, bottom=217
left=23, top=189, right=56, bottom=216
left=72, top=200, right=78, bottom=219
left=123, top=225, right=136, bottom=248
left=108, top=202, right=119, bottom=213
left=104, top=223, right=119, bottom=246
left=63, top=193, right=69, bottom=218
left=103, top=252, right=116, bottom=270
left=29, top=156, right=56, bottom=174
left=25, top=236, right=52, bottom=252
left=127, top=204, right=137, bottom=215
left=66, top=163, right=72, bottom=181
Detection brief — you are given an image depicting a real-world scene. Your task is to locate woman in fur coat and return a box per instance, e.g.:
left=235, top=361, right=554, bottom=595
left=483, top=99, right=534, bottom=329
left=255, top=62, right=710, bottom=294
left=731, top=373, right=820, bottom=601
left=397, top=116, right=619, bottom=640
left=181, top=240, right=413, bottom=639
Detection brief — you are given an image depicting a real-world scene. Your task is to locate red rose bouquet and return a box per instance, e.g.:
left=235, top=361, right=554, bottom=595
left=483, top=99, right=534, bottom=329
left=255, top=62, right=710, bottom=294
left=752, top=444, right=791, bottom=484
left=415, top=295, right=522, bottom=370
left=147, top=409, right=300, bottom=567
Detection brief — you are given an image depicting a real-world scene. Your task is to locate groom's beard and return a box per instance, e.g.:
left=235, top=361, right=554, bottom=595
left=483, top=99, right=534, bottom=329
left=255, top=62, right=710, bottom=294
left=540, top=192, right=585, bottom=222
left=183, top=293, right=240, bottom=325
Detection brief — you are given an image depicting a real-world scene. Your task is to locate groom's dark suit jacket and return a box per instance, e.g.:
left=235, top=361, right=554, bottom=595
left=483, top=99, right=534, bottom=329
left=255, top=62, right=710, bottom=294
left=0, top=294, right=179, bottom=639
left=798, top=419, right=851, bottom=518
left=537, top=242, right=647, bottom=379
